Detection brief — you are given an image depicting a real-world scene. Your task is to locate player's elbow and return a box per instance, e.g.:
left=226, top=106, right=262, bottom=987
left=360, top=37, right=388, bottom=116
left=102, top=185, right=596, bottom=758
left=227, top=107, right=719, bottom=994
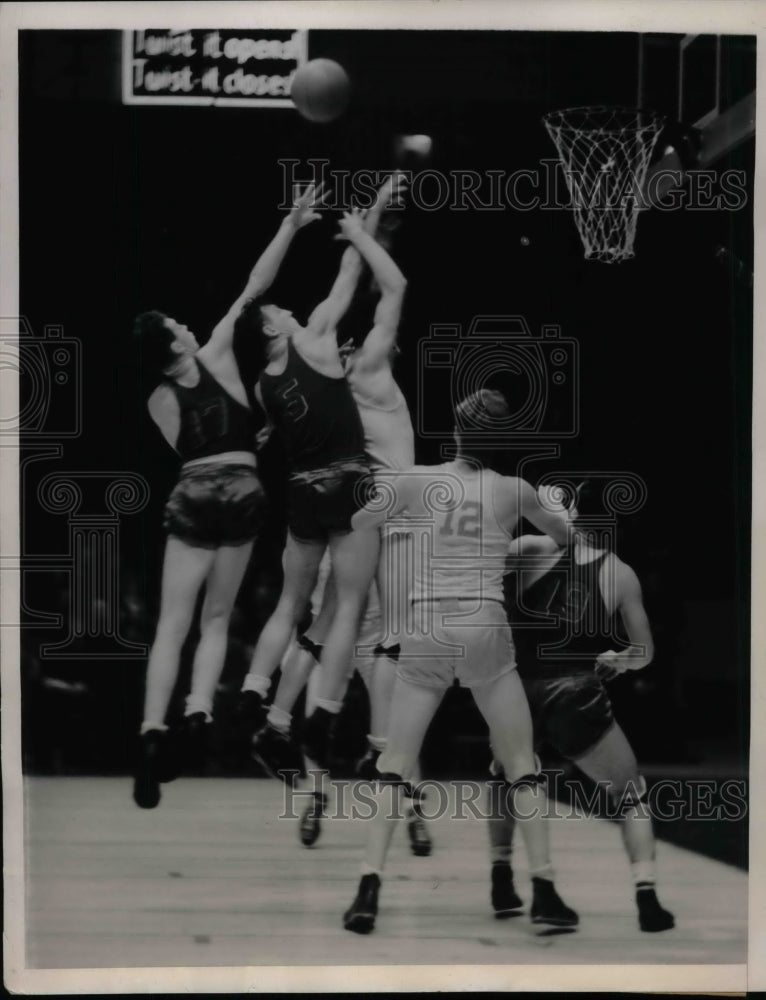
left=552, top=527, right=570, bottom=548
left=385, top=274, right=407, bottom=300
left=629, top=639, right=654, bottom=669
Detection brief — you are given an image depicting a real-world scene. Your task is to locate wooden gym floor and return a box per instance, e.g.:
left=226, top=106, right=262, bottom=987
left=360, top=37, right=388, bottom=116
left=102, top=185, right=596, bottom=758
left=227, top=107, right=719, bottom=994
left=23, top=776, right=746, bottom=971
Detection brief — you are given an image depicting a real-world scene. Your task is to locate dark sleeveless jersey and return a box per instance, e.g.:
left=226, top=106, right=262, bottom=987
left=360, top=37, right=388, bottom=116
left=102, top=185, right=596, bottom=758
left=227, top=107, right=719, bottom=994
left=167, top=359, right=261, bottom=462
left=506, top=551, right=615, bottom=676
left=259, top=339, right=366, bottom=473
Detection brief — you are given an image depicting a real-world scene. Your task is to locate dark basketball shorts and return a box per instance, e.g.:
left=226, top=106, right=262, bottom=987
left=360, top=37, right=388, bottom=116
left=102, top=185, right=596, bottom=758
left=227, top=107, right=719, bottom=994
left=163, top=462, right=266, bottom=549
left=519, top=669, right=616, bottom=760
left=287, top=456, right=375, bottom=543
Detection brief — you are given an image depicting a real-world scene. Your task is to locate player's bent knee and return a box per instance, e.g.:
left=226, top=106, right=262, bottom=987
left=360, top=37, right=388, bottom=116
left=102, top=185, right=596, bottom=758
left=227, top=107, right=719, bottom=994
left=297, top=633, right=324, bottom=663
left=200, top=606, right=231, bottom=630
left=505, top=771, right=544, bottom=795
left=376, top=771, right=414, bottom=799
left=610, top=773, right=648, bottom=811
left=374, top=642, right=401, bottom=663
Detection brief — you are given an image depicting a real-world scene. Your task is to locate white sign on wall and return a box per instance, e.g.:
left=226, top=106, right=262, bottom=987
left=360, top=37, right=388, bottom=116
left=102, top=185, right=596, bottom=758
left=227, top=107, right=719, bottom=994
left=122, top=29, right=308, bottom=107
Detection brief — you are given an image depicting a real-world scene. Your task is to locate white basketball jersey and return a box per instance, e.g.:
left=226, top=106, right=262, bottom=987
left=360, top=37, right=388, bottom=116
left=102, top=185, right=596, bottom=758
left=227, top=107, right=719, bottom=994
left=410, top=464, right=512, bottom=603
left=353, top=383, right=415, bottom=472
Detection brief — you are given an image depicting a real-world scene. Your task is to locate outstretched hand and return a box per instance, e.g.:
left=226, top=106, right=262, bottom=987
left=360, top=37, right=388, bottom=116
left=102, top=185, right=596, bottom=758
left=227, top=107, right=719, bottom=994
left=335, top=207, right=368, bottom=242
left=377, top=170, right=409, bottom=210
left=364, top=172, right=409, bottom=233
left=288, top=182, right=330, bottom=230
left=594, top=649, right=626, bottom=682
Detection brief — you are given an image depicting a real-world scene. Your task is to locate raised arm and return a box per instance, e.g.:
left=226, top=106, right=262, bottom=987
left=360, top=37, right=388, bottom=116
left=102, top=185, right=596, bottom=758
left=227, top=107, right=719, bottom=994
left=332, top=209, right=407, bottom=368
left=201, top=183, right=325, bottom=362
left=306, top=244, right=366, bottom=338
left=307, top=173, right=406, bottom=338
left=594, top=561, right=655, bottom=681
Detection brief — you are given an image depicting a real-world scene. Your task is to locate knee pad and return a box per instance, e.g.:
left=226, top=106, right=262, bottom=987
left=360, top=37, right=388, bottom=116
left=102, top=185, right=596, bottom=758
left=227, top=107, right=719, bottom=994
left=613, top=774, right=648, bottom=811
left=297, top=633, right=324, bottom=663
left=377, top=771, right=414, bottom=799
left=505, top=771, right=544, bottom=796
left=489, top=753, right=541, bottom=781
left=410, top=785, right=427, bottom=810
left=373, top=642, right=401, bottom=663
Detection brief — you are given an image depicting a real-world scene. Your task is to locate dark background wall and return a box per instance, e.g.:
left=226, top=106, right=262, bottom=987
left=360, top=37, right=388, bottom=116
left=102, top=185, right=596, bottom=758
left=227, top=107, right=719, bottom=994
left=17, top=30, right=752, bottom=787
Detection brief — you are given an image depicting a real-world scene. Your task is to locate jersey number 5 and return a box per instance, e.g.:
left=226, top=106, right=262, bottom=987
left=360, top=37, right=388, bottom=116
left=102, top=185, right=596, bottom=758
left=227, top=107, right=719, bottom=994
left=440, top=500, right=482, bottom=538
left=278, top=378, right=308, bottom=422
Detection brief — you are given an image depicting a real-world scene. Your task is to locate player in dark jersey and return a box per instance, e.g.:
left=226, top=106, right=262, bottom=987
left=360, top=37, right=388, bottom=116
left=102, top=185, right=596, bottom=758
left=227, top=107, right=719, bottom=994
left=488, top=481, right=675, bottom=933
left=130, top=184, right=324, bottom=809
left=238, top=206, right=407, bottom=769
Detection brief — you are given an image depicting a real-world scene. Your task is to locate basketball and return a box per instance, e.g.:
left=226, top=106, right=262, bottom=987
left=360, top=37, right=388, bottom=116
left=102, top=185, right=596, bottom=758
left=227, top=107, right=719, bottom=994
left=290, top=58, right=350, bottom=123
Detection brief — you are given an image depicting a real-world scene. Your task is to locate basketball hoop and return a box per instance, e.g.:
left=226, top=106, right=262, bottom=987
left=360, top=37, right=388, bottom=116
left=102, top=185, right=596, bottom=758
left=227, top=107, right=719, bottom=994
left=543, top=106, right=665, bottom=262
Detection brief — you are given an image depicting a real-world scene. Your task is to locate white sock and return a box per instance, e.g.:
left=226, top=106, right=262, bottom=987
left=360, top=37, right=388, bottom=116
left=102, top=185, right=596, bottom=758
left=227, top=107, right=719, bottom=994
left=631, top=860, right=656, bottom=886
left=267, top=705, right=292, bottom=734
left=367, top=735, right=387, bottom=752
left=242, top=673, right=271, bottom=697
left=490, top=843, right=513, bottom=865
left=530, top=863, right=555, bottom=882
left=316, top=697, right=343, bottom=714
left=360, top=863, right=382, bottom=877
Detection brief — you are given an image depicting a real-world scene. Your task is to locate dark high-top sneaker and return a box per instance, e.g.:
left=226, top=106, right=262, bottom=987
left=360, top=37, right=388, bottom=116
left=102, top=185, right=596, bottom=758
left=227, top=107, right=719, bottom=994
left=491, top=861, right=523, bottom=918
left=343, top=874, right=381, bottom=934
left=299, top=792, right=327, bottom=847
left=251, top=723, right=305, bottom=783
left=301, top=707, right=335, bottom=770
left=636, top=885, right=675, bottom=932
left=530, top=877, right=579, bottom=931
left=133, top=730, right=166, bottom=809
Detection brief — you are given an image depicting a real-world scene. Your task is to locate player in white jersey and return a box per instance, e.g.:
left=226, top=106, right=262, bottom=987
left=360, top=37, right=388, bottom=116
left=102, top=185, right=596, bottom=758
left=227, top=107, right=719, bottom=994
left=339, top=174, right=422, bottom=780
left=343, top=389, right=579, bottom=935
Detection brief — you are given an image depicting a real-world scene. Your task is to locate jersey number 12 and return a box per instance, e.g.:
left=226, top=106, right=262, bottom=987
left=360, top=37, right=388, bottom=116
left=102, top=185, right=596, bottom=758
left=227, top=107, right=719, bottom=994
left=440, top=500, right=482, bottom=538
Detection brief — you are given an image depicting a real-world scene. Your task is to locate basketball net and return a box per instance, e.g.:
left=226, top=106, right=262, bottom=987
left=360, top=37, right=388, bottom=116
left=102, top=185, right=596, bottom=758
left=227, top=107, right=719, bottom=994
left=543, top=106, right=665, bottom=262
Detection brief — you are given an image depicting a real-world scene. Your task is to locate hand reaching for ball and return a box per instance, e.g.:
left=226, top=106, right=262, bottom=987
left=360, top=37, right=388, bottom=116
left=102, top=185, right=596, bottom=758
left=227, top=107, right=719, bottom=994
left=335, top=207, right=368, bottom=242
left=287, top=182, right=329, bottom=230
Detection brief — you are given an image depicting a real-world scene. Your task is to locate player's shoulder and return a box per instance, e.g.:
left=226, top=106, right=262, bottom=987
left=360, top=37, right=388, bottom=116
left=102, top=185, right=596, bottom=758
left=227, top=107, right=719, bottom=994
left=493, top=472, right=531, bottom=492
left=489, top=473, right=534, bottom=507
left=601, top=552, right=641, bottom=593
left=147, top=381, right=177, bottom=412
left=197, top=342, right=238, bottom=379
left=397, top=463, right=433, bottom=488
